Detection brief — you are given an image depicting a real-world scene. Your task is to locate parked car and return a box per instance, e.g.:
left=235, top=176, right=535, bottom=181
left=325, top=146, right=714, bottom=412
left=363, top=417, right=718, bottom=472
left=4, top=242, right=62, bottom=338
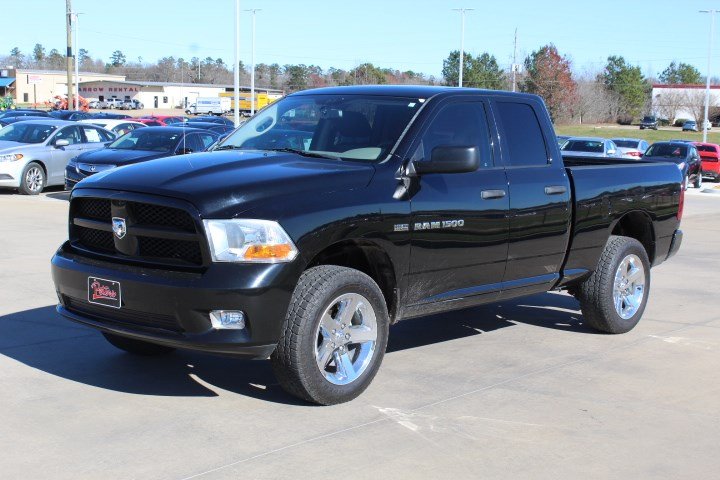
left=560, top=137, right=621, bottom=158
left=136, top=115, right=184, bottom=126
left=51, top=85, right=684, bottom=405
left=183, top=121, right=235, bottom=136
left=49, top=110, right=93, bottom=121
left=64, top=126, right=219, bottom=189
left=193, top=115, right=235, bottom=126
left=642, top=141, right=703, bottom=189
left=611, top=138, right=650, bottom=159
left=682, top=120, right=698, bottom=132
left=556, top=135, right=571, bottom=148
left=0, top=119, right=114, bottom=194
left=88, top=112, right=133, bottom=120
left=119, top=99, right=144, bottom=110
left=79, top=118, right=146, bottom=136
left=88, top=100, right=101, bottom=109
left=103, top=99, right=124, bottom=109
left=639, top=115, right=658, bottom=130
left=0, top=109, right=50, bottom=120
left=693, top=142, right=720, bottom=181
left=0, top=115, right=52, bottom=127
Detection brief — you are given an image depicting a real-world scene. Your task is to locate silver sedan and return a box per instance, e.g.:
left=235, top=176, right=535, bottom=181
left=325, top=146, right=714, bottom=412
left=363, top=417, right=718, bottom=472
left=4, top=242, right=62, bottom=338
left=0, top=119, right=115, bottom=194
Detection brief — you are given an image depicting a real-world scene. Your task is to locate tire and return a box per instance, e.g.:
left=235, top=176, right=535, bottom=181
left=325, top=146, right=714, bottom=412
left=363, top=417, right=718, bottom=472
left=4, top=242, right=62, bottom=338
left=575, top=236, right=650, bottom=334
left=694, top=172, right=702, bottom=189
left=271, top=265, right=389, bottom=405
left=18, top=162, right=45, bottom=195
left=102, top=332, right=176, bottom=356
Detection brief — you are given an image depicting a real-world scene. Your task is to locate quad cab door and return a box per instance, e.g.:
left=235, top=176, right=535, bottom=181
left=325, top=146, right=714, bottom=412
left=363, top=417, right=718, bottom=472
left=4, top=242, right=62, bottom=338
left=404, top=98, right=510, bottom=317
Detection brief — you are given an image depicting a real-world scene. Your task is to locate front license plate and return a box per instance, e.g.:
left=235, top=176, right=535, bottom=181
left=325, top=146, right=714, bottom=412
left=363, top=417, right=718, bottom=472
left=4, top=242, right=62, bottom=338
left=88, top=276, right=122, bottom=308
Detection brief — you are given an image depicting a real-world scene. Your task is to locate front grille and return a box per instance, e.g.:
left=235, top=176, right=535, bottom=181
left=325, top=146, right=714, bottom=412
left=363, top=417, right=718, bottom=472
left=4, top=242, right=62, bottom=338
left=64, top=296, right=183, bottom=333
left=70, top=196, right=204, bottom=268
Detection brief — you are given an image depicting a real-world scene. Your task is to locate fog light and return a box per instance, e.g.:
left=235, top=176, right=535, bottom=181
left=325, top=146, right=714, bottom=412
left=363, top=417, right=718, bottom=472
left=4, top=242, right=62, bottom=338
left=209, top=310, right=246, bottom=330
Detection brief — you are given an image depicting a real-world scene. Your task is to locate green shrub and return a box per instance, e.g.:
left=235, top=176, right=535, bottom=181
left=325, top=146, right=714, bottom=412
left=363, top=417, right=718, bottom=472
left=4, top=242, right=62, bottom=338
left=674, top=118, right=689, bottom=127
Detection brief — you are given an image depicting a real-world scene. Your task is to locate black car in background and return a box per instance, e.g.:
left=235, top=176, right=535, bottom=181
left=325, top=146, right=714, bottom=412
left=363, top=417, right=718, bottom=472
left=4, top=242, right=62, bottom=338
left=640, top=115, right=658, bottom=130
left=0, top=109, right=51, bottom=120
left=49, top=110, right=93, bottom=121
left=87, top=112, right=133, bottom=120
left=184, top=121, right=235, bottom=136
left=0, top=115, right=51, bottom=127
left=193, top=115, right=235, bottom=126
left=65, top=126, right=219, bottom=189
left=642, top=141, right=702, bottom=189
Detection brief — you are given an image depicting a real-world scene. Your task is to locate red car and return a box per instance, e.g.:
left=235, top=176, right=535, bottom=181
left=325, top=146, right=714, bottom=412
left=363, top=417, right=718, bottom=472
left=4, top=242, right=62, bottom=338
left=135, top=115, right=185, bottom=126
left=693, top=142, right=720, bottom=181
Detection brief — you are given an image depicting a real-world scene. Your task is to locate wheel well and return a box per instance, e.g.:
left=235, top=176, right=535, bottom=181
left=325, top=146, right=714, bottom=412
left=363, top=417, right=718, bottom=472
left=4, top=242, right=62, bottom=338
left=307, top=241, right=398, bottom=322
left=611, top=211, right=655, bottom=263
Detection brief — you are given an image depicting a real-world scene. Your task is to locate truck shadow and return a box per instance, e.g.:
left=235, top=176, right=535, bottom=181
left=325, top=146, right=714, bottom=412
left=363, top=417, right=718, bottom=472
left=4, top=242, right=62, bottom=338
left=0, top=292, right=592, bottom=405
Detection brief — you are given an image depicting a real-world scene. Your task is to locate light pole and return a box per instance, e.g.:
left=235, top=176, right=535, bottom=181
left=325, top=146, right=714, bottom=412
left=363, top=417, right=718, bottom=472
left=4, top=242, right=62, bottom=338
left=73, top=12, right=83, bottom=108
left=244, top=9, right=261, bottom=116
left=452, top=8, right=473, bottom=88
left=233, top=0, right=241, bottom=127
left=701, top=9, right=716, bottom=143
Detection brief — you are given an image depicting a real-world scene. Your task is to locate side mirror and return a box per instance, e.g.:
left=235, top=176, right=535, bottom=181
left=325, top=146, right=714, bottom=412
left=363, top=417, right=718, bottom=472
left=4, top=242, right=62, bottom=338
left=54, top=139, right=70, bottom=148
left=607, top=149, right=616, bottom=155
left=414, top=146, right=479, bottom=175
left=177, top=147, right=194, bottom=155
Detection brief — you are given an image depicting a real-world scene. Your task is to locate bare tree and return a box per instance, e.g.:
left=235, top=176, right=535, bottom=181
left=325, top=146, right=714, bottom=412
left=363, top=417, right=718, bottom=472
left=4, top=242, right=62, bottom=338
left=654, top=90, right=684, bottom=123
left=683, top=89, right=716, bottom=124
left=576, top=80, right=620, bottom=124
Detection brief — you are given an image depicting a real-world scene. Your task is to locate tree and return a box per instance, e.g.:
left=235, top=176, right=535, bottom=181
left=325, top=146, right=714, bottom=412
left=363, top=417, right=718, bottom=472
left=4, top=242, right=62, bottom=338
left=522, top=44, right=577, bottom=122
left=442, top=51, right=506, bottom=90
left=601, top=55, right=649, bottom=121
left=284, top=64, right=309, bottom=91
left=683, top=89, right=716, bottom=124
left=46, top=49, right=65, bottom=70
left=9, top=47, right=24, bottom=68
left=346, top=63, right=386, bottom=85
left=109, top=50, right=126, bottom=67
left=654, top=90, right=684, bottom=123
left=78, top=48, right=91, bottom=68
left=659, top=61, right=702, bottom=85
left=32, top=44, right=45, bottom=66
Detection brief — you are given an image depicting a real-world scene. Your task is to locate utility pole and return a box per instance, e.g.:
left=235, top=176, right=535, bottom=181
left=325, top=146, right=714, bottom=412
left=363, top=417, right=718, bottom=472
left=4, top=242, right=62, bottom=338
left=65, top=0, right=74, bottom=110
left=512, top=28, right=518, bottom=92
left=701, top=9, right=716, bottom=143
left=244, top=9, right=261, bottom=116
left=452, top=8, right=473, bottom=88
left=73, top=12, right=81, bottom=107
left=233, top=0, right=241, bottom=127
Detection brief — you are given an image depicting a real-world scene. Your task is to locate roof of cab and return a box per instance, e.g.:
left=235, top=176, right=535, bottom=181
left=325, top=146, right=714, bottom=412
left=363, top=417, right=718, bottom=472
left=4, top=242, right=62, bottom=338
left=289, top=84, right=540, bottom=101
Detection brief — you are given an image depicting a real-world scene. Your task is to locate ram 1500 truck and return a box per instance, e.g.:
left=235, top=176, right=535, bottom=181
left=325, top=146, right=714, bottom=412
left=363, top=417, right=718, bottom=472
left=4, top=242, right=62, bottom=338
left=51, top=86, right=684, bottom=405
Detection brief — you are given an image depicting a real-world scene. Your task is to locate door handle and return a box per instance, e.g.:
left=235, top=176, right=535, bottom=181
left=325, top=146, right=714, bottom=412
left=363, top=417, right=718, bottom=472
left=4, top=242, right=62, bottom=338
left=481, top=189, right=506, bottom=199
left=544, top=185, right=567, bottom=195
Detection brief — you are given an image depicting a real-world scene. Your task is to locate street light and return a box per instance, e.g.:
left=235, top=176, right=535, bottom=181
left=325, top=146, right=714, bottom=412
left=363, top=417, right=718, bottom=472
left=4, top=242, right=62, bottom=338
left=72, top=12, right=83, bottom=109
left=233, top=0, right=241, bottom=127
left=452, top=8, right=474, bottom=88
left=700, top=9, right=716, bottom=143
left=244, top=9, right=261, bottom=116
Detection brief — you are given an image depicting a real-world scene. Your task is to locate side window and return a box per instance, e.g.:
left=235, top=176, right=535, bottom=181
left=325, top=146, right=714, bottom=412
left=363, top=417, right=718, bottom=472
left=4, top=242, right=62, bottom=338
left=198, top=133, right=216, bottom=150
left=178, top=134, right=202, bottom=153
left=415, top=102, right=493, bottom=168
left=55, top=126, right=82, bottom=145
left=82, top=126, right=103, bottom=143
left=494, top=101, right=548, bottom=166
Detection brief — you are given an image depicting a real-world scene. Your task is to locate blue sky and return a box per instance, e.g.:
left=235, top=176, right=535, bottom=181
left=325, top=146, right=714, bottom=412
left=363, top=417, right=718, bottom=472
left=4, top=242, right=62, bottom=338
left=5, top=0, right=719, bottom=80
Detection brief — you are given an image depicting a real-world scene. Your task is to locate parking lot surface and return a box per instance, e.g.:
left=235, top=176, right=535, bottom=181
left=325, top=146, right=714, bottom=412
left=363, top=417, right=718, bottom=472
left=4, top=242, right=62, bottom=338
left=1, top=188, right=719, bottom=479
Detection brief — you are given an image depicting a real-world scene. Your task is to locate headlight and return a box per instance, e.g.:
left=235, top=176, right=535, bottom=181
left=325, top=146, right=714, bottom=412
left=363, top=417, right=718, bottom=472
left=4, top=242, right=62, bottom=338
left=68, top=157, right=79, bottom=173
left=203, top=219, right=298, bottom=263
left=0, top=153, right=23, bottom=163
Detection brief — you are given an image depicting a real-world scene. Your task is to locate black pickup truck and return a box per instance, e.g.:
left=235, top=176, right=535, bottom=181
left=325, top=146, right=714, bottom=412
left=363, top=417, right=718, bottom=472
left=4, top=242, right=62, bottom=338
left=51, top=86, right=684, bottom=405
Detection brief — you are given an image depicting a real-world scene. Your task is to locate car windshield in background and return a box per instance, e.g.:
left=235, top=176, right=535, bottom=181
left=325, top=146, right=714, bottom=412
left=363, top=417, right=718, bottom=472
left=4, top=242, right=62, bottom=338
left=642, top=116, right=655, bottom=122
left=645, top=144, right=687, bottom=158
left=0, top=123, right=57, bottom=144
left=108, top=130, right=180, bottom=151
left=614, top=140, right=640, bottom=148
left=217, top=94, right=424, bottom=161
left=562, top=140, right=604, bottom=153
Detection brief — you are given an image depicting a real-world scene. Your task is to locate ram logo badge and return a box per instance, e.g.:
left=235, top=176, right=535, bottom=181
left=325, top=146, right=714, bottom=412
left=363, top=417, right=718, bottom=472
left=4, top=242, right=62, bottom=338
left=413, top=219, right=465, bottom=231
left=112, top=217, right=127, bottom=239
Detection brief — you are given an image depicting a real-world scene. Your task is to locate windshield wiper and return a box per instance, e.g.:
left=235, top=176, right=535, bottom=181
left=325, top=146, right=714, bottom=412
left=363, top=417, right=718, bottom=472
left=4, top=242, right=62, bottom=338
left=214, top=144, right=245, bottom=151
left=266, top=148, right=340, bottom=159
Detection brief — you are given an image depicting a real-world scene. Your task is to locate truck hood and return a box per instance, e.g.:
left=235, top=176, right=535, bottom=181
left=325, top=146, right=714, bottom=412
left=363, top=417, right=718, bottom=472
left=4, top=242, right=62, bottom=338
left=77, top=150, right=375, bottom=218
left=74, top=148, right=170, bottom=166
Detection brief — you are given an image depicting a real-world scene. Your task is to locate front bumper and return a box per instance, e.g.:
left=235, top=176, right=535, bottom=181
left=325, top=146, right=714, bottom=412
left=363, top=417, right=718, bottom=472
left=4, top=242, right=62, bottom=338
left=64, top=165, right=87, bottom=189
left=0, top=160, right=23, bottom=188
left=51, top=243, right=301, bottom=358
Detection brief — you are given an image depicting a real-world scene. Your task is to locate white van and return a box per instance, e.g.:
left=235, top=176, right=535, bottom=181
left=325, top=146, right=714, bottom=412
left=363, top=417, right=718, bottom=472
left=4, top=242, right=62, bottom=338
left=185, top=97, right=230, bottom=116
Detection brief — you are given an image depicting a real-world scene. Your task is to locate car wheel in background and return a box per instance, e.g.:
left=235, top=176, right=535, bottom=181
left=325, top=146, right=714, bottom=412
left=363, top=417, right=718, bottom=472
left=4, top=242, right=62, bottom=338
left=694, top=173, right=702, bottom=189
left=19, top=162, right=46, bottom=195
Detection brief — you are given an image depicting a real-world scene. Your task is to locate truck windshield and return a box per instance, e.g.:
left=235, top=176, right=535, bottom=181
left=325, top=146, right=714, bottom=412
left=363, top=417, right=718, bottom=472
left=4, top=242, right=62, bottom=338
left=217, top=94, right=423, bottom=161
left=108, top=129, right=181, bottom=152
left=0, top=123, right=58, bottom=144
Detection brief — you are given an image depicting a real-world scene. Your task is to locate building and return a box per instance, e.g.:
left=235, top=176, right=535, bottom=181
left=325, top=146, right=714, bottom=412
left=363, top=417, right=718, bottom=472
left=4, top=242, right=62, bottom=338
left=652, top=84, right=720, bottom=123
left=0, top=67, right=283, bottom=110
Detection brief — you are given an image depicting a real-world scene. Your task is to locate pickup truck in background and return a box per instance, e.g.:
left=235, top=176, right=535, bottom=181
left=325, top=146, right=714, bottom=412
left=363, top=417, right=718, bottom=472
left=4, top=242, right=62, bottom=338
left=51, top=86, right=684, bottom=405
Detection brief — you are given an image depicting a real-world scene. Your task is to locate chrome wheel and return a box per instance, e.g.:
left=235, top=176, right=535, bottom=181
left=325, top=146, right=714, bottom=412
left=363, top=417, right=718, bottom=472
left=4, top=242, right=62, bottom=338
left=613, top=254, right=645, bottom=320
left=25, top=166, right=43, bottom=193
left=315, top=292, right=378, bottom=386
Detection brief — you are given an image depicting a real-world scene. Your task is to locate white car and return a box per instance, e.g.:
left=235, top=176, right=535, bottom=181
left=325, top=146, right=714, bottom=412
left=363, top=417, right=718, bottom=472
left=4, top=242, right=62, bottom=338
left=0, top=119, right=114, bottom=194
left=611, top=138, right=650, bottom=160
left=79, top=119, right=146, bottom=137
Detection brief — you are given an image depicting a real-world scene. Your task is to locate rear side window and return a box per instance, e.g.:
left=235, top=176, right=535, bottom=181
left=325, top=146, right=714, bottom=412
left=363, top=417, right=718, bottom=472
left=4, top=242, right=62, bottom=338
left=495, top=102, right=548, bottom=166
left=416, top=102, right=494, bottom=168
